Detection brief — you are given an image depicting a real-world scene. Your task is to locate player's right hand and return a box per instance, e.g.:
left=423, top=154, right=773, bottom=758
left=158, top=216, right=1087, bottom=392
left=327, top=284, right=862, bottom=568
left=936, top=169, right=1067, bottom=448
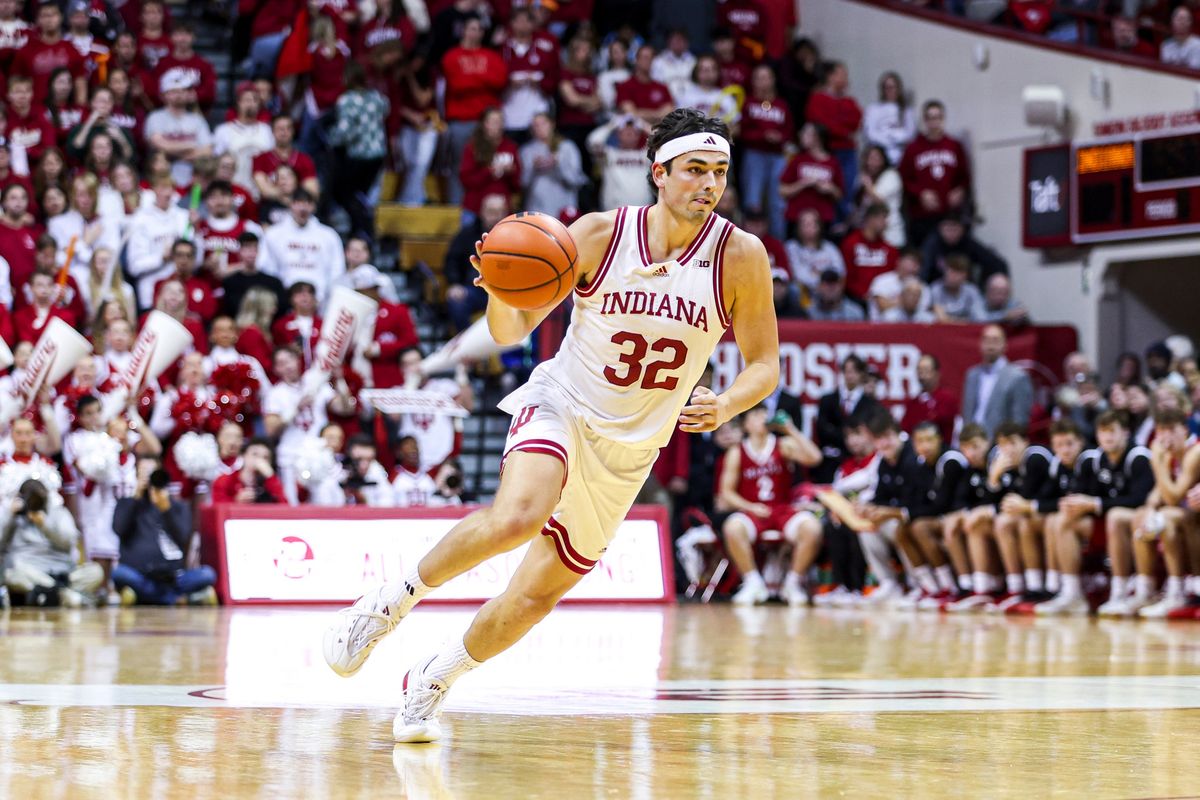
left=748, top=503, right=771, bottom=519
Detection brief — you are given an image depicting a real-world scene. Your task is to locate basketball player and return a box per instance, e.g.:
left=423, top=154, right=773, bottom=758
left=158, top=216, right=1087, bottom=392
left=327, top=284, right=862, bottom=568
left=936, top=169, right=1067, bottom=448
left=937, top=424, right=993, bottom=601
left=323, top=109, right=779, bottom=742
left=720, top=403, right=821, bottom=606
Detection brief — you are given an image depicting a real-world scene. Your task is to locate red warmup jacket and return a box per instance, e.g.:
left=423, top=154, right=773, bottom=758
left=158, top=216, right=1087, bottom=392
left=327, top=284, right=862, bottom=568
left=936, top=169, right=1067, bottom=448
left=441, top=45, right=508, bottom=122
left=367, top=301, right=418, bottom=389
left=898, top=133, right=971, bottom=222
left=211, top=471, right=287, bottom=504
left=804, top=90, right=863, bottom=153
left=459, top=139, right=520, bottom=215
left=840, top=230, right=898, bottom=300
left=151, top=52, right=218, bottom=107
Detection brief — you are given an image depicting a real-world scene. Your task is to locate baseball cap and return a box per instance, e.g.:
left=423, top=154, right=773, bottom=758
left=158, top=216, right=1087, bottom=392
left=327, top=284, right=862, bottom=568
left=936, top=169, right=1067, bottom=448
left=348, top=265, right=387, bottom=291
left=160, top=70, right=191, bottom=94
left=771, top=267, right=790, bottom=282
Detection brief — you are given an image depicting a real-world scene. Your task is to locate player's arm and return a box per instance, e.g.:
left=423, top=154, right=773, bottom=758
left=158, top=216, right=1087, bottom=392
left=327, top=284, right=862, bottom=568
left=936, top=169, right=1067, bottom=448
left=1160, top=446, right=1200, bottom=506
left=680, top=229, right=779, bottom=433
left=717, top=445, right=766, bottom=516
left=471, top=210, right=617, bottom=346
left=777, top=418, right=822, bottom=468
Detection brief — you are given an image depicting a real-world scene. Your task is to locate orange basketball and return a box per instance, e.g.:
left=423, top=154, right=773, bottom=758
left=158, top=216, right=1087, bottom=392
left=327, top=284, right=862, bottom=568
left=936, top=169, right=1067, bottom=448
left=478, top=212, right=578, bottom=311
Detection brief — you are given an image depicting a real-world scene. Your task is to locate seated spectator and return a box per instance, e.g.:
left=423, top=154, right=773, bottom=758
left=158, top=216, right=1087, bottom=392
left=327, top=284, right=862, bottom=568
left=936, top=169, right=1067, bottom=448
left=780, top=122, right=843, bottom=233
left=7, top=75, right=58, bottom=165
left=616, top=45, right=673, bottom=124
left=674, top=54, right=740, bottom=127
left=807, top=268, right=865, bottom=322
left=79, top=247, right=136, bottom=328
left=328, top=61, right=389, bottom=243
left=271, top=281, right=321, bottom=365
left=804, top=60, right=862, bottom=206
left=391, top=435, right=443, bottom=507
left=855, top=144, right=905, bottom=247
left=901, top=354, right=957, bottom=441
left=252, top=115, right=320, bottom=205
left=771, top=268, right=806, bottom=319
left=1110, top=15, right=1156, bottom=59
left=210, top=437, right=287, bottom=504
left=126, top=177, right=189, bottom=309
left=785, top=207, right=845, bottom=298
left=350, top=265, right=418, bottom=388
left=882, top=277, right=936, bottom=323
left=65, top=88, right=135, bottom=166
left=982, top=274, right=1030, bottom=325
left=341, top=434, right=395, bottom=507
left=145, top=72, right=213, bottom=187
left=586, top=114, right=654, bottom=212
left=0, top=186, right=40, bottom=301
left=1145, top=340, right=1188, bottom=392
left=396, top=347, right=474, bottom=472
left=650, top=29, right=695, bottom=101
left=441, top=17, right=507, bottom=206
left=863, top=71, right=916, bottom=166
left=258, top=189, right=346, bottom=305
left=112, top=456, right=217, bottom=606
left=840, top=202, right=898, bottom=302
left=1162, top=6, right=1200, bottom=69
left=444, top=193, right=508, bottom=333
left=498, top=8, right=558, bottom=141
left=595, top=39, right=631, bottom=116
left=899, top=100, right=971, bottom=247
left=920, top=215, right=1008, bottom=285
left=930, top=254, right=985, bottom=322
left=213, top=83, right=275, bottom=195
left=868, top=248, right=927, bottom=320
left=459, top=107, right=520, bottom=219
left=0, top=477, right=97, bottom=607
left=519, top=113, right=587, bottom=219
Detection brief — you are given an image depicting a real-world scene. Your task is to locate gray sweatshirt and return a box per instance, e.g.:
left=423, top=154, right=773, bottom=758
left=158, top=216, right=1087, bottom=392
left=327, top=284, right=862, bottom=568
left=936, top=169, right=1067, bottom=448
left=0, top=506, right=79, bottom=576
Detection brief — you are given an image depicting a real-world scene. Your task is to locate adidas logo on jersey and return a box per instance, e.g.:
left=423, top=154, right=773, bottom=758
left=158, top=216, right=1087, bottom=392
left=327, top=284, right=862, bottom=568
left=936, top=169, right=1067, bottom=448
left=650, top=265, right=670, bottom=277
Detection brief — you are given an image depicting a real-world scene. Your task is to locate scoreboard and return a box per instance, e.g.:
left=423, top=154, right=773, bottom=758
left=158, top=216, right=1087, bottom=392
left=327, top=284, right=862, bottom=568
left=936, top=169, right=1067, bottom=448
left=1022, top=127, right=1200, bottom=247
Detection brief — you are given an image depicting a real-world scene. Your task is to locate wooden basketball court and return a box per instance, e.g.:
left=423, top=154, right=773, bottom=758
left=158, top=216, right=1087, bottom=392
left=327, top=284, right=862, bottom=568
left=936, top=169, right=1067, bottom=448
left=3, top=604, right=1199, bottom=798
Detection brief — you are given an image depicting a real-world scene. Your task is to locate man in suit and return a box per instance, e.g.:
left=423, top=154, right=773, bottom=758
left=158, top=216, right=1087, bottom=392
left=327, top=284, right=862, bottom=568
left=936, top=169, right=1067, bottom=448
left=814, top=355, right=883, bottom=482
left=960, top=324, right=1033, bottom=438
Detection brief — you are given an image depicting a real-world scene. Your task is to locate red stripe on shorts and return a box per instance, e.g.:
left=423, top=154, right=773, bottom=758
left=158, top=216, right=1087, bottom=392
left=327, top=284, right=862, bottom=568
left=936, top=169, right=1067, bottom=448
left=546, top=515, right=596, bottom=569
left=541, top=523, right=592, bottom=575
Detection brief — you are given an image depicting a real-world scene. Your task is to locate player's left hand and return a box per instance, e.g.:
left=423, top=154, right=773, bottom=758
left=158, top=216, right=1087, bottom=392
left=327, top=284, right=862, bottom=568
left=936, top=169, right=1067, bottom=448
left=678, top=387, right=725, bottom=433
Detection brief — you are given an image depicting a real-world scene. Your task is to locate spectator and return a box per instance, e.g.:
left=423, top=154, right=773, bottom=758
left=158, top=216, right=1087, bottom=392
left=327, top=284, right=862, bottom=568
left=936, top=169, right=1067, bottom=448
left=0, top=186, right=38, bottom=299
left=814, top=354, right=882, bottom=480
left=195, top=180, right=265, bottom=278
left=1162, top=6, right=1200, bottom=69
left=982, top=274, right=1030, bottom=325
left=616, top=45, right=674, bottom=124
left=397, top=346, right=474, bottom=472
left=650, top=28, right=695, bottom=101
left=930, top=254, right=985, bottom=323
left=596, top=39, right=631, bottom=116
left=11, top=1, right=86, bottom=106
left=499, top=7, right=559, bottom=141
left=717, top=0, right=766, bottom=63
left=241, top=0, right=298, bottom=79
left=157, top=239, right=217, bottom=324
left=742, top=211, right=790, bottom=287
left=960, top=323, right=1034, bottom=437
left=258, top=189, right=346, bottom=304
left=863, top=71, right=917, bottom=165
left=460, top=107, right=520, bottom=218
left=428, top=0, right=486, bottom=67
left=125, top=177, right=189, bottom=309
left=586, top=113, right=654, bottom=212
left=327, top=61, right=389, bottom=242
left=899, top=100, right=971, bottom=247
left=341, top=434, right=395, bottom=506
left=712, top=28, right=753, bottom=92
left=96, top=317, right=135, bottom=382
left=336, top=236, right=398, bottom=302
left=213, top=83, right=275, bottom=194
left=271, top=281, right=321, bottom=364
left=520, top=112, right=587, bottom=219
left=48, top=173, right=122, bottom=270
left=108, top=37, right=147, bottom=114
left=151, top=20, right=217, bottom=109
left=144, top=72, right=213, bottom=187
left=780, top=122, right=844, bottom=231
left=855, top=144, right=905, bottom=247
left=557, top=37, right=602, bottom=176
left=441, top=17, right=507, bottom=206
left=920, top=215, right=1008, bottom=285
left=901, top=354, right=957, bottom=441
left=394, top=55, right=438, bottom=207
left=1114, top=351, right=1142, bottom=387
left=1111, top=15, right=1156, bottom=59
left=0, top=477, right=96, bottom=607
left=252, top=115, right=321, bottom=204
left=220, top=232, right=285, bottom=317
left=804, top=60, right=863, bottom=209
left=391, top=435, right=442, bottom=507
left=350, top=265, right=418, bottom=388
left=81, top=247, right=136, bottom=324
left=771, top=267, right=805, bottom=319
left=233, top=286, right=278, bottom=373
left=44, top=66, right=84, bottom=143
left=298, top=15, right=351, bottom=190
left=840, top=202, right=898, bottom=302
left=112, top=457, right=217, bottom=606
left=807, top=268, right=865, bottom=322
left=674, top=54, right=740, bottom=127
left=150, top=278, right=208, bottom=353
left=785, top=208, right=844, bottom=298
left=6, top=75, right=57, bottom=163
left=14, top=269, right=75, bottom=342
left=0, top=0, right=30, bottom=76
left=868, top=247, right=928, bottom=320
left=1145, top=340, right=1187, bottom=392
left=739, top=63, right=793, bottom=240
left=204, top=314, right=271, bottom=388
left=210, top=437, right=287, bottom=504
left=444, top=192, right=506, bottom=333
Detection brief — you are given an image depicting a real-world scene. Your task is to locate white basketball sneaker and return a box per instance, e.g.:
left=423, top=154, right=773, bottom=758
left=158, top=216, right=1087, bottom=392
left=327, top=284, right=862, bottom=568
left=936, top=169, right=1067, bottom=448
left=394, top=656, right=449, bottom=743
left=731, top=580, right=769, bottom=606
left=323, top=583, right=412, bottom=677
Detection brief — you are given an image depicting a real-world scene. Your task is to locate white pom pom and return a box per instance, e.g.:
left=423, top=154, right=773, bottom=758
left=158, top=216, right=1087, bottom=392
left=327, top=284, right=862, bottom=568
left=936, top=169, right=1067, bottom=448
left=173, top=432, right=220, bottom=481
left=73, top=431, right=121, bottom=483
left=292, top=436, right=337, bottom=488
left=0, top=458, right=64, bottom=507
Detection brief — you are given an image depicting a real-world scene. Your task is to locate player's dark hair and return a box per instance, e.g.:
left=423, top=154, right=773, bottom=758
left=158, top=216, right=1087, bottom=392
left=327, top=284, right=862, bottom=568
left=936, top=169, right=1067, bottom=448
left=867, top=412, right=900, bottom=436
left=1096, top=409, right=1129, bottom=431
left=645, top=108, right=731, bottom=194
left=959, top=423, right=989, bottom=444
left=994, top=421, right=1028, bottom=441
left=1154, top=407, right=1188, bottom=428
left=913, top=420, right=942, bottom=439
left=1049, top=418, right=1082, bottom=439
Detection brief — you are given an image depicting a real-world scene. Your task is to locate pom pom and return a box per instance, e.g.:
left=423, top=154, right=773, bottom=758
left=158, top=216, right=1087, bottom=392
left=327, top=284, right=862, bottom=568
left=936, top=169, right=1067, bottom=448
left=173, top=432, right=220, bottom=481
left=291, top=436, right=337, bottom=488
left=0, top=458, right=64, bottom=507
left=71, top=431, right=121, bottom=483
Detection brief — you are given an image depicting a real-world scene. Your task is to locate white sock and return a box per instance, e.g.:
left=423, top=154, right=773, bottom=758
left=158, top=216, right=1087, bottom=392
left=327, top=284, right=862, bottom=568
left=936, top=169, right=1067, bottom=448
left=912, top=565, right=938, bottom=594
left=1046, top=570, right=1061, bottom=593
left=1133, top=574, right=1154, bottom=599
left=1025, top=570, right=1043, bottom=592
left=935, top=565, right=957, bottom=592
left=973, top=572, right=992, bottom=594
left=958, top=573, right=973, bottom=592
left=1188, top=576, right=1199, bottom=596
left=426, top=637, right=483, bottom=688
left=1059, top=574, right=1082, bottom=600
left=1166, top=576, right=1184, bottom=599
left=1006, top=573, right=1024, bottom=595
left=783, top=570, right=802, bottom=590
left=743, top=569, right=765, bottom=588
left=393, top=569, right=433, bottom=616
left=1110, top=575, right=1129, bottom=602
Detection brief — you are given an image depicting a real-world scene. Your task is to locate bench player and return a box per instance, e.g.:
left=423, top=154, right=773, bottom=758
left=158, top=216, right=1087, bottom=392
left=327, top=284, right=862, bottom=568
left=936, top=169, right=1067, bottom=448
left=721, top=403, right=821, bottom=606
left=323, top=109, right=779, bottom=742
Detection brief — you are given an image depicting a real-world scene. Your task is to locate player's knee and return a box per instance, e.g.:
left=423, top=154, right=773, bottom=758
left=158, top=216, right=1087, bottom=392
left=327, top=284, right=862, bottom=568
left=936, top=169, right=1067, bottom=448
left=488, top=506, right=550, bottom=551
left=509, top=585, right=562, bottom=623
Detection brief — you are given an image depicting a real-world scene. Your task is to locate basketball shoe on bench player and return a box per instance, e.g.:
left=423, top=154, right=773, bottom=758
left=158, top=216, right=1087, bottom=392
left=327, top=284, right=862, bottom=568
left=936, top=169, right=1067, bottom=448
left=323, top=109, right=780, bottom=743
left=720, top=403, right=822, bottom=606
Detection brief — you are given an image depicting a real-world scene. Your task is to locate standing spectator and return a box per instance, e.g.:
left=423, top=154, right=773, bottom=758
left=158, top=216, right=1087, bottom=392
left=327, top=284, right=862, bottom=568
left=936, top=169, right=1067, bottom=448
left=428, top=0, right=486, bottom=67
left=737, top=63, right=792, bottom=240
left=47, top=173, right=123, bottom=271
left=982, top=274, right=1031, bottom=325
left=6, top=75, right=57, bottom=163
left=396, top=347, right=474, bottom=472
left=137, top=0, right=171, bottom=70
left=298, top=16, right=350, bottom=190
left=0, top=0, right=30, bottom=76
left=240, top=0, right=299, bottom=79
left=674, top=54, right=740, bottom=126
left=336, top=235, right=398, bottom=302
left=270, top=281, right=321, bottom=364
left=144, top=73, right=213, bottom=187
left=459, top=107, right=520, bottom=218
left=356, top=0, right=417, bottom=60
left=784, top=208, right=844, bottom=298
left=920, top=215, right=1009, bottom=285
left=1161, top=7, right=1200, bottom=69
left=253, top=115, right=321, bottom=203
left=899, top=100, right=971, bottom=247
left=443, top=193, right=507, bottom=333
left=814, top=355, right=882, bottom=480
left=901, top=354, right=957, bottom=442
left=1110, top=16, right=1157, bottom=59
left=194, top=180, right=265, bottom=277
left=210, top=438, right=287, bottom=504
left=150, top=21, right=217, bottom=109
left=867, top=247, right=927, bottom=320
left=112, top=457, right=217, bottom=606
left=0, top=185, right=42, bottom=293
left=882, top=281, right=933, bottom=321
left=11, top=1, right=87, bottom=106
left=616, top=45, right=674, bottom=124
left=863, top=71, right=917, bottom=165
left=14, top=269, right=76, bottom=342
left=855, top=144, right=905, bottom=248
left=105, top=69, right=146, bottom=155
left=350, top=265, right=418, bottom=389
left=519, top=113, right=587, bottom=219
left=717, top=0, right=766, bottom=63
left=807, top=269, right=865, bottom=323
left=804, top=61, right=862, bottom=212
left=213, top=84, right=275, bottom=194
left=650, top=29, right=695, bottom=101
left=780, top=122, right=843, bottom=232
left=441, top=17, right=507, bottom=206
left=596, top=39, right=631, bottom=115
left=712, top=29, right=752, bottom=92
left=930, top=254, right=985, bottom=323
left=125, top=177, right=188, bottom=309
left=961, top=324, right=1034, bottom=437
left=44, top=67, right=84, bottom=148
left=840, top=202, right=897, bottom=302
left=394, top=56, right=438, bottom=207
left=258, top=189, right=346, bottom=304
left=586, top=114, right=654, bottom=212
left=499, top=7, right=558, bottom=142
left=328, top=61, right=389, bottom=243
left=557, top=37, right=601, bottom=170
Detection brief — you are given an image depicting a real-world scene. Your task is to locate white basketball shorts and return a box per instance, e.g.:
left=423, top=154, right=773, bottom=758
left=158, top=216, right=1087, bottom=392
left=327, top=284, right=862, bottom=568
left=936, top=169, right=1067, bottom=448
left=499, top=377, right=658, bottom=574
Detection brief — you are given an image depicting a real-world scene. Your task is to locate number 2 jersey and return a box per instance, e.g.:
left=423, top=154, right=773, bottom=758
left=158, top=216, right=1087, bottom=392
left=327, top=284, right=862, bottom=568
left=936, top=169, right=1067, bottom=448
left=737, top=434, right=793, bottom=505
left=499, top=206, right=736, bottom=449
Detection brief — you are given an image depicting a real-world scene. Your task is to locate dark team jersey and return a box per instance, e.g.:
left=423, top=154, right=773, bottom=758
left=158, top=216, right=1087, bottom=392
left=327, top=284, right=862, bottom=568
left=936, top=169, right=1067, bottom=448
left=913, top=450, right=967, bottom=517
left=1073, top=446, right=1154, bottom=511
left=955, top=461, right=996, bottom=510
left=1035, top=456, right=1078, bottom=514
left=906, top=451, right=939, bottom=519
left=872, top=444, right=921, bottom=511
left=993, top=445, right=1053, bottom=501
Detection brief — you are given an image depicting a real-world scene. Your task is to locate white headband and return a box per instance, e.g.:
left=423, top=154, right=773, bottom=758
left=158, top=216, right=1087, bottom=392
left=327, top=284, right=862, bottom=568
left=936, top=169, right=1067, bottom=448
left=654, top=132, right=731, bottom=165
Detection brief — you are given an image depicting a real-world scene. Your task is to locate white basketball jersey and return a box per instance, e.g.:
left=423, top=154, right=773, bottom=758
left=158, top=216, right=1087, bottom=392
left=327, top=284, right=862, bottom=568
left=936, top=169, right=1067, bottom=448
left=520, top=205, right=734, bottom=449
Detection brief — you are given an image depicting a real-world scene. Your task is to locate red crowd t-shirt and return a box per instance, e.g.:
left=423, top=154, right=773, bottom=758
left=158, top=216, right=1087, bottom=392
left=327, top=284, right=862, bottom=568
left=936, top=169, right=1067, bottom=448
left=557, top=68, right=597, bottom=128
left=11, top=37, right=85, bottom=103
left=739, top=96, right=793, bottom=154
left=840, top=229, right=898, bottom=299
left=898, top=133, right=972, bottom=222
left=781, top=152, right=843, bottom=224
left=615, top=76, right=672, bottom=114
